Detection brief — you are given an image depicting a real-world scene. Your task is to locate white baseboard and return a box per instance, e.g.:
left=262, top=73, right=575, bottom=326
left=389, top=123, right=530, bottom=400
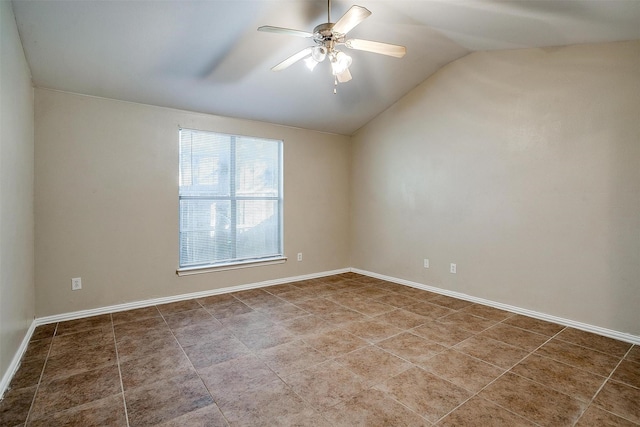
left=35, top=268, right=350, bottom=325
left=351, top=268, right=640, bottom=346
left=4, top=265, right=637, bottom=399
left=0, top=319, right=36, bottom=399
left=0, top=267, right=348, bottom=398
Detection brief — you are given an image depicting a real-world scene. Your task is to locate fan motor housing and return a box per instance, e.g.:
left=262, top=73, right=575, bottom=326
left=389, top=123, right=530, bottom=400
left=314, top=23, right=344, bottom=51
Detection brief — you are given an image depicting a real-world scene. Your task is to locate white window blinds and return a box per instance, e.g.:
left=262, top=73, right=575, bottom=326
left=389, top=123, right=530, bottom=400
left=179, top=128, right=283, bottom=268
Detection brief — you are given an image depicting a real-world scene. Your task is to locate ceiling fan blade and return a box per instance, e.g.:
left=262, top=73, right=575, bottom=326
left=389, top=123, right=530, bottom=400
left=258, top=26, right=313, bottom=38
left=332, top=5, right=371, bottom=35
left=345, top=39, right=406, bottom=58
left=271, top=47, right=313, bottom=71
left=336, top=68, right=352, bottom=83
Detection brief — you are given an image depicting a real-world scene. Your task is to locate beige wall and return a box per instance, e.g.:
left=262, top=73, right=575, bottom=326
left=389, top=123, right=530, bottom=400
left=351, top=41, right=640, bottom=335
left=35, top=89, right=350, bottom=317
left=0, top=1, right=35, bottom=384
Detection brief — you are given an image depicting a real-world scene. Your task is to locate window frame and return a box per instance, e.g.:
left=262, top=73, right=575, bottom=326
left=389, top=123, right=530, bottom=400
left=176, top=128, right=285, bottom=275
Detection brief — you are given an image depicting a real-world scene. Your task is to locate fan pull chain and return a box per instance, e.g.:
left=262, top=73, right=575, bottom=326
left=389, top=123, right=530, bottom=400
left=334, top=76, right=338, bottom=94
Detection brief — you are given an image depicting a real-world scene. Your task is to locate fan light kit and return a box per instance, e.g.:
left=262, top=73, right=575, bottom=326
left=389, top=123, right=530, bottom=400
left=258, top=0, right=406, bottom=93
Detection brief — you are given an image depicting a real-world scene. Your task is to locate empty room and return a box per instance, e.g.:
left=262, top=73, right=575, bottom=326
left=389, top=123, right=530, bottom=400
left=1, top=0, right=639, bottom=425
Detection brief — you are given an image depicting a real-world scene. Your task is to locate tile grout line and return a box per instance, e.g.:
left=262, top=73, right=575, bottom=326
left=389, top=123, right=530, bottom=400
left=432, top=325, right=567, bottom=426
left=13, top=275, right=636, bottom=426
left=571, top=344, right=637, bottom=427
left=22, top=322, right=59, bottom=426
left=157, top=303, right=233, bottom=426
left=111, top=313, right=131, bottom=427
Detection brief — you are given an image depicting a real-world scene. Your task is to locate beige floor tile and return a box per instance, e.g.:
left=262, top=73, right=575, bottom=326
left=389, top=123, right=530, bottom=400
left=503, top=314, right=565, bottom=336
left=55, top=314, right=112, bottom=336
left=30, top=324, right=57, bottom=341
left=377, top=332, right=447, bottom=365
left=280, top=314, right=335, bottom=337
left=12, top=274, right=639, bottom=426
left=171, top=322, right=230, bottom=348
left=158, top=404, right=228, bottom=427
left=31, top=365, right=122, bottom=419
left=198, top=354, right=281, bottom=408
left=0, top=385, right=36, bottom=427
left=320, top=307, right=369, bottom=326
left=294, top=298, right=345, bottom=315
left=412, top=321, right=475, bottom=347
left=436, top=396, right=536, bottom=426
left=374, top=309, right=428, bottom=330
left=333, top=296, right=396, bottom=316
left=156, top=299, right=202, bottom=315
left=510, top=353, right=607, bottom=401
left=437, top=311, right=497, bottom=333
left=162, top=308, right=217, bottom=330
left=112, top=306, right=161, bottom=325
left=120, top=347, right=194, bottom=390
left=206, top=299, right=254, bottom=320
left=50, top=326, right=115, bottom=355
left=42, top=343, right=116, bottom=381
left=27, top=393, right=127, bottom=427
left=429, top=295, right=473, bottom=310
left=217, top=378, right=319, bottom=426
left=182, top=334, right=250, bottom=369
left=335, top=346, right=411, bottom=386
left=303, top=329, right=368, bottom=357
left=535, top=338, right=620, bottom=376
left=593, top=380, right=640, bottom=424
left=124, top=371, right=213, bottom=426
left=458, top=304, right=513, bottom=322
left=113, top=317, right=169, bottom=342
left=575, top=405, right=637, bottom=427
left=611, top=359, right=640, bottom=388
left=404, top=301, right=455, bottom=320
left=284, top=360, right=367, bottom=410
left=196, top=293, right=236, bottom=307
left=374, top=293, right=420, bottom=308
left=116, top=329, right=182, bottom=363
left=479, top=323, right=550, bottom=352
left=556, top=328, right=632, bottom=357
left=456, top=335, right=529, bottom=369
left=625, top=345, right=640, bottom=363
left=256, top=302, right=309, bottom=323
left=479, top=372, right=587, bottom=425
left=419, top=349, right=504, bottom=393
left=22, top=338, right=52, bottom=361
left=256, top=339, right=327, bottom=377
left=9, top=357, right=46, bottom=389
left=324, top=389, right=430, bottom=427
left=232, top=323, right=295, bottom=351
left=341, top=319, right=403, bottom=343
left=376, top=367, right=471, bottom=422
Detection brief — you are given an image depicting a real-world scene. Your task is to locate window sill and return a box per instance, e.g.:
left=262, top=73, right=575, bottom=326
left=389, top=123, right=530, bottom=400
left=176, top=256, right=287, bottom=276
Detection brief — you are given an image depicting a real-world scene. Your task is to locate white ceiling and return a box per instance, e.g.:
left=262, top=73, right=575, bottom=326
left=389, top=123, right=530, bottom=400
left=11, top=0, right=640, bottom=135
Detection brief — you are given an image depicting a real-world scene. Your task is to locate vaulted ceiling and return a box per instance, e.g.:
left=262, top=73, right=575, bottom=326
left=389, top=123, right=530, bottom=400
left=11, top=0, right=640, bottom=135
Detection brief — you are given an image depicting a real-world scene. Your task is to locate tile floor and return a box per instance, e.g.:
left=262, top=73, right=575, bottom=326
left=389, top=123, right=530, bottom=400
left=1, top=273, right=639, bottom=426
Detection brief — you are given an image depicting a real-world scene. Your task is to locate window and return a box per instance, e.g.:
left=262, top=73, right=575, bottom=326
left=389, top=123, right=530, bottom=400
left=178, top=128, right=283, bottom=271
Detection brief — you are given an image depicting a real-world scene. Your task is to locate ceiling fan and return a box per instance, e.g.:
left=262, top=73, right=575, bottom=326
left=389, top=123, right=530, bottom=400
left=258, top=0, right=406, bottom=93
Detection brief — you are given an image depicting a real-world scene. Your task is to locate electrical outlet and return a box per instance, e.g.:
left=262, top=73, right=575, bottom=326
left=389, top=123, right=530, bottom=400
left=450, top=263, right=457, bottom=274
left=423, top=258, right=429, bottom=268
left=297, top=252, right=303, bottom=262
left=71, top=277, right=82, bottom=290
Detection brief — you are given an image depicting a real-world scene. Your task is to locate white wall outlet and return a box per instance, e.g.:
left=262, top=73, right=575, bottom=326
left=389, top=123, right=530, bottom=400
left=71, top=277, right=82, bottom=290
left=423, top=258, right=429, bottom=268
left=450, top=263, right=457, bottom=274
left=297, top=252, right=303, bottom=262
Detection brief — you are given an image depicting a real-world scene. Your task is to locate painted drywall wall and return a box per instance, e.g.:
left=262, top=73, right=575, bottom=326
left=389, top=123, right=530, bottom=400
left=0, top=1, right=35, bottom=386
left=35, top=89, right=350, bottom=316
left=351, top=41, right=640, bottom=335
